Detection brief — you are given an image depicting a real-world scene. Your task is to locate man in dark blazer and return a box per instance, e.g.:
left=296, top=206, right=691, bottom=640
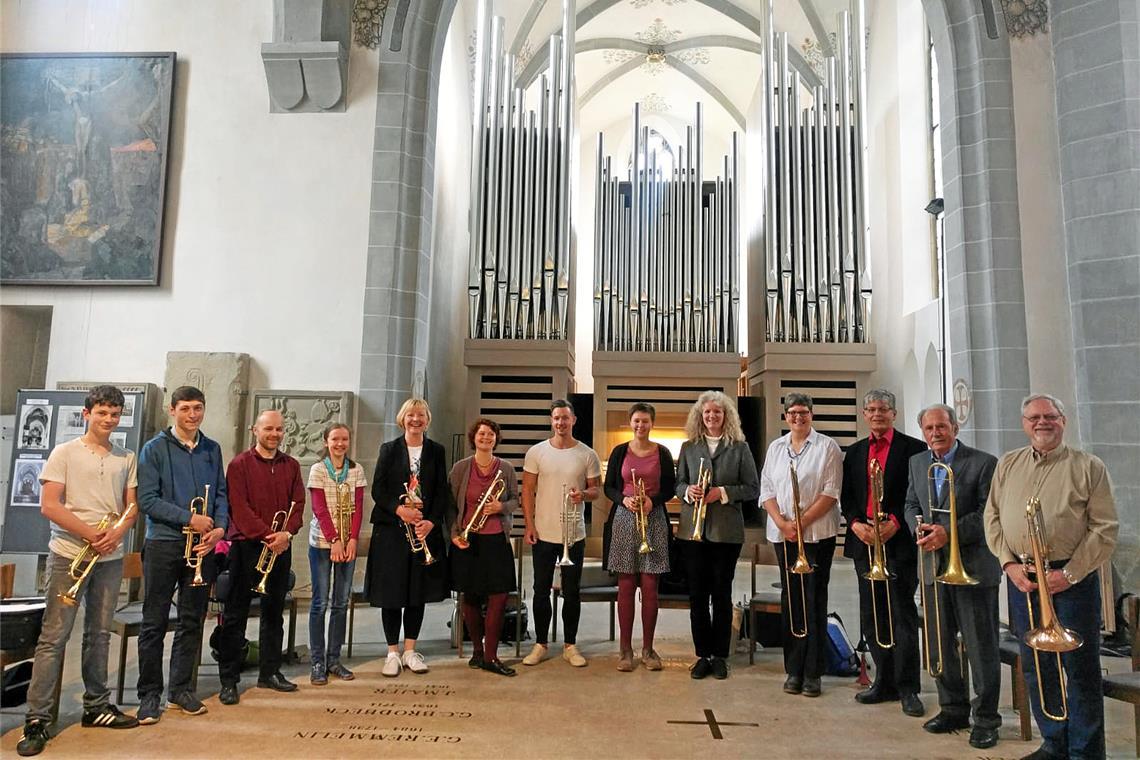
left=841, top=390, right=927, bottom=717
left=904, top=403, right=1001, bottom=751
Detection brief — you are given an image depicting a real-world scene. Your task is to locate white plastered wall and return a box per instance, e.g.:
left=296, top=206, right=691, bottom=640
left=0, top=0, right=378, bottom=395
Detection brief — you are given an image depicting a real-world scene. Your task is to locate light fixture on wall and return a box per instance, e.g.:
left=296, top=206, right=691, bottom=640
left=924, top=197, right=944, bottom=216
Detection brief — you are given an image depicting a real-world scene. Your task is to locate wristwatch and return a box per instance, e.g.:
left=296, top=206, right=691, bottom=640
left=1061, top=567, right=1077, bottom=585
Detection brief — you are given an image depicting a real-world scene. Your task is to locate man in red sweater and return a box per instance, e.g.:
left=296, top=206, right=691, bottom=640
left=216, top=409, right=305, bottom=705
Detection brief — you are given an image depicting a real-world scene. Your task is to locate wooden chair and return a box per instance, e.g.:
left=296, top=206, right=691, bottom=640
left=998, top=631, right=1033, bottom=740
left=455, top=537, right=526, bottom=659
left=111, top=552, right=164, bottom=703
left=748, top=543, right=782, bottom=664
left=1103, top=595, right=1140, bottom=757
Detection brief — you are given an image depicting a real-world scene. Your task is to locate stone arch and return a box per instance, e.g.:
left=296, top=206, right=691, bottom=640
left=920, top=0, right=1030, bottom=453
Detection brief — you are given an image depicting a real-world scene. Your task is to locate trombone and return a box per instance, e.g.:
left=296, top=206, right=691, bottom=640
left=1021, top=497, right=1082, bottom=721
left=782, top=462, right=813, bottom=639
left=59, top=502, right=137, bottom=606
left=454, top=470, right=505, bottom=549
left=253, top=501, right=297, bottom=594
left=918, top=461, right=978, bottom=677
left=632, top=468, right=652, bottom=555
left=689, top=457, right=712, bottom=541
left=862, top=459, right=895, bottom=649
left=402, top=479, right=437, bottom=566
left=183, top=485, right=210, bottom=587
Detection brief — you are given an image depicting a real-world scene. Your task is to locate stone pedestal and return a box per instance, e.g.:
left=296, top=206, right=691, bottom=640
left=164, top=352, right=250, bottom=460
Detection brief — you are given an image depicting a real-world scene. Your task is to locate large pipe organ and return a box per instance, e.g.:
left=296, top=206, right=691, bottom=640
left=760, top=1, right=872, bottom=345
left=466, top=0, right=575, bottom=343
left=593, top=105, right=740, bottom=354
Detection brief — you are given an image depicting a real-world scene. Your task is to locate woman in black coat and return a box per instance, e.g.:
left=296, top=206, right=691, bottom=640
left=365, top=397, right=451, bottom=677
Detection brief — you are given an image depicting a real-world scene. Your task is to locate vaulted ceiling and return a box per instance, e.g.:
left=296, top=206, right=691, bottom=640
left=481, top=0, right=857, bottom=150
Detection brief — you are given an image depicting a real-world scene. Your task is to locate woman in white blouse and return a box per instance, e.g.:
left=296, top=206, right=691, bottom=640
left=759, top=392, right=843, bottom=698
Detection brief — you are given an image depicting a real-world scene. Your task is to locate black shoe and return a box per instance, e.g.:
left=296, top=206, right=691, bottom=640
left=690, top=657, right=712, bottom=680
left=782, top=675, right=803, bottom=694
left=969, top=726, right=999, bottom=749
left=1020, top=745, right=1064, bottom=760
left=136, top=694, right=162, bottom=725
left=710, top=656, right=728, bottom=680
left=17, top=720, right=49, bottom=756
left=82, top=704, right=139, bottom=728
left=900, top=693, right=925, bottom=717
left=482, top=659, right=517, bottom=677
left=854, top=683, right=899, bottom=704
left=257, top=672, right=298, bottom=692
left=327, top=662, right=355, bottom=681
left=468, top=653, right=485, bottom=669
left=923, top=712, right=970, bottom=734
left=801, top=677, right=821, bottom=697
left=167, top=691, right=207, bottom=716
left=310, top=662, right=328, bottom=686
left=219, top=684, right=240, bottom=705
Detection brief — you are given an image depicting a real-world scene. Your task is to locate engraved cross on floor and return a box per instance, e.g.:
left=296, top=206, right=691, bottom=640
left=667, top=709, right=759, bottom=740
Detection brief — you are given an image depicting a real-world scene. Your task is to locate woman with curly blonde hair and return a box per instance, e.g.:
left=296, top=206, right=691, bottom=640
left=674, top=390, right=759, bottom=680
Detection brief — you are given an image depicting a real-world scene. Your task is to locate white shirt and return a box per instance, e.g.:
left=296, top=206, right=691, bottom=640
left=523, top=439, right=601, bottom=544
left=41, top=437, right=138, bottom=561
left=759, top=428, right=843, bottom=544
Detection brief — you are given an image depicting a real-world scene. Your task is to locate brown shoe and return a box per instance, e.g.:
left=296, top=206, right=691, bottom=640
left=616, top=650, right=635, bottom=672
left=642, top=649, right=662, bottom=671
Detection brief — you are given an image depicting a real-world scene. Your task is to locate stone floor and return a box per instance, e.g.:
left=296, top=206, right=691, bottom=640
left=2, top=558, right=1135, bottom=758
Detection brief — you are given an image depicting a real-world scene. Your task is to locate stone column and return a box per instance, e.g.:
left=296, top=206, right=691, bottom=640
left=1050, top=0, right=1140, bottom=589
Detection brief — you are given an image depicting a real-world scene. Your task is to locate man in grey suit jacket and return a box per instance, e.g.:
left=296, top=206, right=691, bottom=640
left=904, top=404, right=1001, bottom=751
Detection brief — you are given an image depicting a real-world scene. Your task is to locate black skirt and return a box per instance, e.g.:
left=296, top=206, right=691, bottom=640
left=450, top=532, right=516, bottom=595
left=364, top=524, right=450, bottom=608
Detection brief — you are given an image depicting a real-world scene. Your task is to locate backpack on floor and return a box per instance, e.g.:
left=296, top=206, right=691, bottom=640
left=824, top=612, right=860, bottom=677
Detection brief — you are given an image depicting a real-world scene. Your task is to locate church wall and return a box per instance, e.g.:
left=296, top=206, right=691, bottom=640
left=0, top=1, right=377, bottom=400
left=863, top=0, right=942, bottom=436
left=425, top=2, right=475, bottom=457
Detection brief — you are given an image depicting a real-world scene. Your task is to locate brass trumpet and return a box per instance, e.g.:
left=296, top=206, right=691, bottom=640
left=632, top=468, right=652, bottom=555
left=331, top=481, right=354, bottom=547
left=1021, top=497, right=1082, bottom=721
left=454, top=470, right=505, bottom=549
left=402, top=478, right=437, bottom=566
left=863, top=459, right=895, bottom=649
left=59, top=502, right=137, bottom=606
left=183, top=485, right=210, bottom=587
left=689, top=457, right=712, bottom=541
left=253, top=501, right=297, bottom=595
left=782, top=462, right=813, bottom=639
left=557, top=484, right=579, bottom=567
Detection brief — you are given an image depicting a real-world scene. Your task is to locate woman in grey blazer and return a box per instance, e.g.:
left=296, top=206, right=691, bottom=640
left=448, top=417, right=519, bottom=677
left=675, top=390, right=760, bottom=680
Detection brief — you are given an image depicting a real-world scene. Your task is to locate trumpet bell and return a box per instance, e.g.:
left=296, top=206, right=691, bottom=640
left=638, top=540, right=652, bottom=555
left=557, top=555, right=575, bottom=567
left=862, top=561, right=894, bottom=582
left=253, top=574, right=270, bottom=595
left=1025, top=621, right=1082, bottom=653
left=57, top=591, right=80, bottom=607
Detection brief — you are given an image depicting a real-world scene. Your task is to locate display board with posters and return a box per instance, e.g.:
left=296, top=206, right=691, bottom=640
left=2, top=389, right=146, bottom=554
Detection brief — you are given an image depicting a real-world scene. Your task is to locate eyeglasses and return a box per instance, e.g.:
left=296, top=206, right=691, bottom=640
left=1023, top=414, right=1063, bottom=424
left=863, top=406, right=893, bottom=414
left=785, top=410, right=812, bottom=418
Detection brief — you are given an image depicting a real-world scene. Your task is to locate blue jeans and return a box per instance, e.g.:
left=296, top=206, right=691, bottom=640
left=137, top=539, right=211, bottom=701
left=1009, top=571, right=1105, bottom=760
left=26, top=553, right=122, bottom=723
left=308, top=545, right=355, bottom=665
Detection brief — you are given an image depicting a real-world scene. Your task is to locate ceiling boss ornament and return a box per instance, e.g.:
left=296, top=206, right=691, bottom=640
left=1000, top=0, right=1049, bottom=37
left=352, top=0, right=389, bottom=49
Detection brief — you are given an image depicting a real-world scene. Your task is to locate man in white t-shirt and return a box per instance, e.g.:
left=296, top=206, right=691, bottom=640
left=521, top=400, right=601, bottom=668
left=18, top=386, right=140, bottom=757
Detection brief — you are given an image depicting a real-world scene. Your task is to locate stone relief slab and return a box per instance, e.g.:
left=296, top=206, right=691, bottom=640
left=164, top=351, right=250, bottom=460
left=246, top=390, right=355, bottom=466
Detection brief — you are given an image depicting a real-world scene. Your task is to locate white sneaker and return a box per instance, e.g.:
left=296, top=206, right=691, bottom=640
left=382, top=653, right=402, bottom=677
left=402, top=650, right=429, bottom=674
left=562, top=644, right=587, bottom=667
left=522, top=643, right=548, bottom=666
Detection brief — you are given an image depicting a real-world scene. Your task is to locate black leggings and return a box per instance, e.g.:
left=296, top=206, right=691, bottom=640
left=381, top=605, right=425, bottom=646
left=532, top=539, right=584, bottom=645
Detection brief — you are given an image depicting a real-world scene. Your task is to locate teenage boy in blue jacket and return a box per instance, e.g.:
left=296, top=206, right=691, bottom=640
left=135, top=386, right=229, bottom=724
